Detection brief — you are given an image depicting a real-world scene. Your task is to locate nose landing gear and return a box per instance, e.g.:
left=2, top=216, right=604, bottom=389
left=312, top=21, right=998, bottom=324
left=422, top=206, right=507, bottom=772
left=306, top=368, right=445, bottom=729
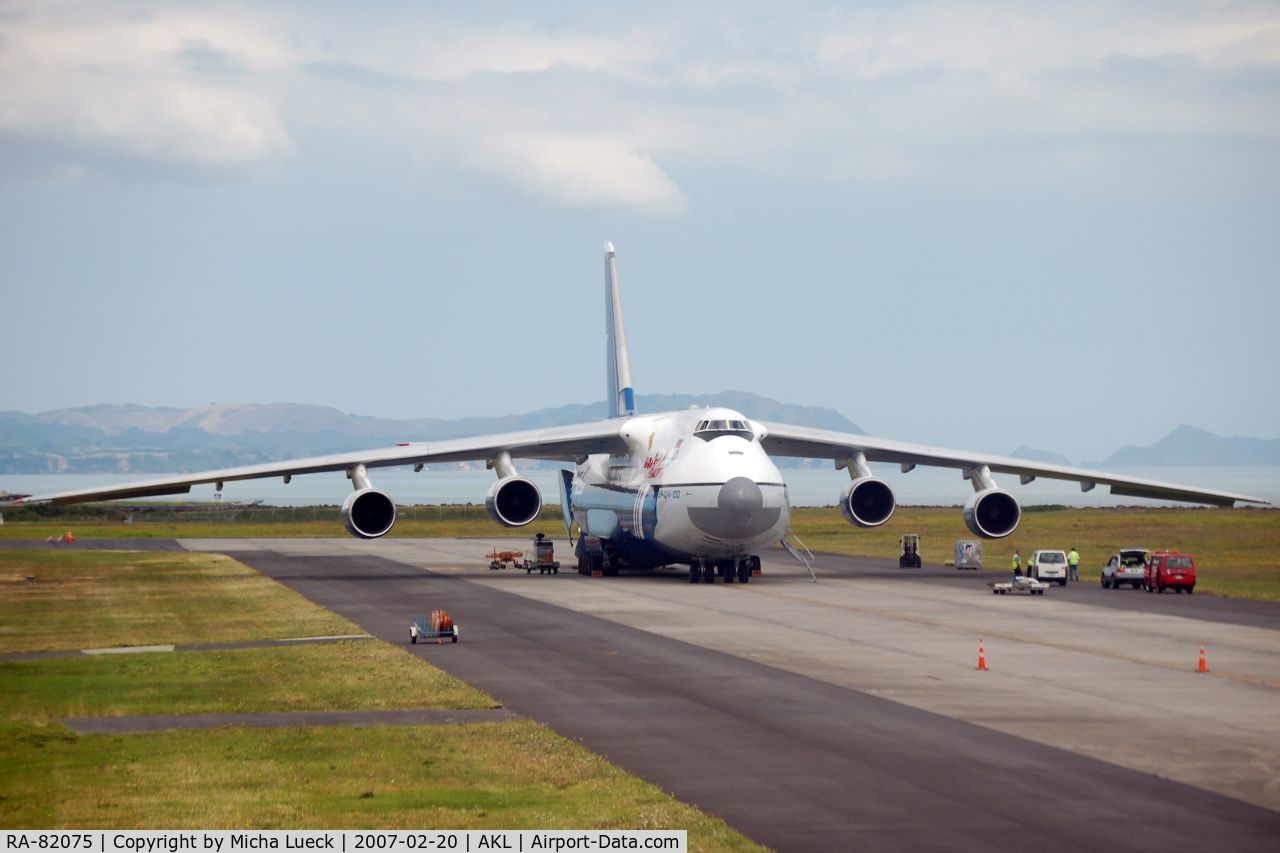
left=689, top=556, right=759, bottom=585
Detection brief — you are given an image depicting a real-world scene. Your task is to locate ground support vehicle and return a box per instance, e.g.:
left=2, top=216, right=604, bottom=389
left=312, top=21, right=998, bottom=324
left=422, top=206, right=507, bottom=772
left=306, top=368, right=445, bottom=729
left=900, top=534, right=922, bottom=568
left=523, top=533, right=561, bottom=574
left=989, top=576, right=1049, bottom=595
left=1029, top=549, right=1069, bottom=586
left=1145, top=551, right=1197, bottom=594
left=410, top=610, right=459, bottom=644
left=1102, top=548, right=1148, bottom=589
left=486, top=549, right=524, bottom=570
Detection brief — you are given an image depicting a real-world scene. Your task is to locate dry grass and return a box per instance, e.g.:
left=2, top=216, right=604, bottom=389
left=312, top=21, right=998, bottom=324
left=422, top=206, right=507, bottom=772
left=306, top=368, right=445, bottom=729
left=0, top=550, right=355, bottom=653
left=0, top=721, right=757, bottom=848
left=0, top=642, right=495, bottom=723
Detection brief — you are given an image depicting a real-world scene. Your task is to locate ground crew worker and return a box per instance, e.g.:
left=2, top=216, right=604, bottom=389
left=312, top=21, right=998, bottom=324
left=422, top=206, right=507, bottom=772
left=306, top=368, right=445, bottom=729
left=1012, top=550, right=1022, bottom=577
left=1068, top=547, right=1081, bottom=581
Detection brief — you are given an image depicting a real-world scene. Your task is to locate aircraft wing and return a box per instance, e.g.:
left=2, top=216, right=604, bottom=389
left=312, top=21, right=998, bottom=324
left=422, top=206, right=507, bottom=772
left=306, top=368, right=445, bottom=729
left=757, top=422, right=1271, bottom=508
left=1, top=421, right=629, bottom=506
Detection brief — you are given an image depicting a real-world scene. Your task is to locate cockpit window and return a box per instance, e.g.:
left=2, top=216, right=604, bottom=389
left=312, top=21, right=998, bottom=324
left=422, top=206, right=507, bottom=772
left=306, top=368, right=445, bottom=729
left=694, top=418, right=754, bottom=441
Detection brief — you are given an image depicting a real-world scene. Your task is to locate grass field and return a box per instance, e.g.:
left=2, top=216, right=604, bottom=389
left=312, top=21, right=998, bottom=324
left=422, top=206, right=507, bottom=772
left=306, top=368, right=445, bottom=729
left=4, top=502, right=1278, bottom=601
left=0, top=720, right=753, bottom=838
left=0, top=550, right=354, bottom=652
left=0, top=642, right=495, bottom=722
left=0, top=548, right=759, bottom=847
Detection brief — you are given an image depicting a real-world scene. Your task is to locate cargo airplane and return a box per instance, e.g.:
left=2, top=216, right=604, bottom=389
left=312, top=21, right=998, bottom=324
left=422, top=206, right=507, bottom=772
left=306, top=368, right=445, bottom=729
left=3, top=244, right=1268, bottom=583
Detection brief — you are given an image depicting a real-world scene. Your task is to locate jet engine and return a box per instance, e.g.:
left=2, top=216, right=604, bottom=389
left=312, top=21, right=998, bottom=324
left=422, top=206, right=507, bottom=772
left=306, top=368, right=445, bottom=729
left=840, top=477, right=896, bottom=528
left=486, top=476, right=543, bottom=527
left=963, top=488, right=1021, bottom=539
left=341, top=488, right=397, bottom=539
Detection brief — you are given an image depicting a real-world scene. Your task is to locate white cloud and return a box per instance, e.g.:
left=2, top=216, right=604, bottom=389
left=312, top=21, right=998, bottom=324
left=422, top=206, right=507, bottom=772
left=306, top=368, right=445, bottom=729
left=475, top=134, right=687, bottom=216
left=1, top=1, right=1277, bottom=199
left=0, top=3, right=290, bottom=174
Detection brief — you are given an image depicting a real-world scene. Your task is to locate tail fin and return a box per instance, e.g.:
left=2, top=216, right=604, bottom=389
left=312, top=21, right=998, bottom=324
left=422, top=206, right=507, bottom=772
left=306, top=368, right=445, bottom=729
left=604, top=242, right=636, bottom=418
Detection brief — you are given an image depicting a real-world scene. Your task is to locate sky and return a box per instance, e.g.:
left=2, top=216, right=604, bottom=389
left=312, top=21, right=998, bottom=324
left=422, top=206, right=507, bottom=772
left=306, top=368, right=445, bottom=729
left=1, top=0, right=1278, bottom=464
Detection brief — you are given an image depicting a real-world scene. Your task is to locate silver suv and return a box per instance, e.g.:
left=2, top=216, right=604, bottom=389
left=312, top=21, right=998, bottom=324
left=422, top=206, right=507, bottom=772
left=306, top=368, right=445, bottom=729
left=1101, top=549, right=1148, bottom=589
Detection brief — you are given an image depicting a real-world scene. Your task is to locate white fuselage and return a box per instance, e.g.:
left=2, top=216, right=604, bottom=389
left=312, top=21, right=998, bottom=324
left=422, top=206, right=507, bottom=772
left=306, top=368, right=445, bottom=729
left=570, top=407, right=790, bottom=566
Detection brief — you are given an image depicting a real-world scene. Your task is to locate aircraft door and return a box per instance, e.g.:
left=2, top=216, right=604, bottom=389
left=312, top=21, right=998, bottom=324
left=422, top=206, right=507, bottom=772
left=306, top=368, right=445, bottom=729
left=557, top=469, right=575, bottom=540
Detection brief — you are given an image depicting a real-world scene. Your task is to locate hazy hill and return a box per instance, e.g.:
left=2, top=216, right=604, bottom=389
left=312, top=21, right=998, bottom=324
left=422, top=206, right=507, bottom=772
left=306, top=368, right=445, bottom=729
left=1009, top=446, right=1073, bottom=466
left=0, top=392, right=864, bottom=474
left=1090, top=425, right=1280, bottom=467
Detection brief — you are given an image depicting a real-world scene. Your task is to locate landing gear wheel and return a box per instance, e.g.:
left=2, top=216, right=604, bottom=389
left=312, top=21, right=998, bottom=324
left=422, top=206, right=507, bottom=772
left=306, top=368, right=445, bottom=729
left=737, top=561, right=750, bottom=584
left=690, top=560, right=701, bottom=584
left=702, top=564, right=715, bottom=584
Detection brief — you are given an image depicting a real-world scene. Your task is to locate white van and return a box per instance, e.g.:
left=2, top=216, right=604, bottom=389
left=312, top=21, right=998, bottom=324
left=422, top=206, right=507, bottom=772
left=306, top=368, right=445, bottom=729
left=1029, top=549, right=1069, bottom=586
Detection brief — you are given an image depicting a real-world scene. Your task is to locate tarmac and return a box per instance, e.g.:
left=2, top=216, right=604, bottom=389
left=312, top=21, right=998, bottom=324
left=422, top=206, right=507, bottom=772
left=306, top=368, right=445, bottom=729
left=155, top=536, right=1279, bottom=852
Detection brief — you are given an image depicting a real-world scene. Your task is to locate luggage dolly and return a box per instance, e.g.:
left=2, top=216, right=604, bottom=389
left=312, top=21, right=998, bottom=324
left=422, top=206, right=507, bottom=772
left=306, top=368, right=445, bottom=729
left=410, top=609, right=459, bottom=644
left=989, top=576, right=1049, bottom=596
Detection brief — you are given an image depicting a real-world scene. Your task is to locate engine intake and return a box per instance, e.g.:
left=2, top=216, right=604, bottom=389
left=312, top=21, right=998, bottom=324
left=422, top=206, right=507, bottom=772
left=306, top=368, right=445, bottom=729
left=341, top=488, right=397, bottom=539
left=486, top=476, right=542, bottom=527
left=840, top=477, right=896, bottom=528
left=963, top=489, right=1021, bottom=539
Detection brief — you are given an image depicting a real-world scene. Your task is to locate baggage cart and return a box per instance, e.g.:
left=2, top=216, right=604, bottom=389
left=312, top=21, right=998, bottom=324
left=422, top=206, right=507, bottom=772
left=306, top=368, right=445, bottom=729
left=410, top=609, right=459, bottom=643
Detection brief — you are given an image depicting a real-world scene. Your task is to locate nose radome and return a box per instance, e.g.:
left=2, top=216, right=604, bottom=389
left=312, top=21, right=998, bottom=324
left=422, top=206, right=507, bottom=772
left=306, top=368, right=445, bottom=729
left=719, top=477, right=764, bottom=515
left=687, top=476, right=781, bottom=540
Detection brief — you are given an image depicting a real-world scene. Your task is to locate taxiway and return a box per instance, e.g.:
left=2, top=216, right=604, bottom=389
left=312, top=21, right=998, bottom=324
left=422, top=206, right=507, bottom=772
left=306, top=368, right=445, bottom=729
left=164, top=537, right=1280, bottom=852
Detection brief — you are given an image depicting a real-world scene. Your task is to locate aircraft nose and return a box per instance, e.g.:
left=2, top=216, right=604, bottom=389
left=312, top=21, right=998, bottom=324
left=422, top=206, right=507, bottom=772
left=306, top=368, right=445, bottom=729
left=686, top=476, right=782, bottom=541
left=720, top=476, right=764, bottom=517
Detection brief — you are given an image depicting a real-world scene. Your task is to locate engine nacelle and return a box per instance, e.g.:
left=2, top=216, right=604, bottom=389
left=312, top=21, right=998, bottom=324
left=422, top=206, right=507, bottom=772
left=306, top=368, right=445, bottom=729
left=840, top=477, right=896, bottom=528
left=340, top=488, right=397, bottom=539
left=486, top=476, right=542, bottom=527
left=963, top=488, right=1021, bottom=539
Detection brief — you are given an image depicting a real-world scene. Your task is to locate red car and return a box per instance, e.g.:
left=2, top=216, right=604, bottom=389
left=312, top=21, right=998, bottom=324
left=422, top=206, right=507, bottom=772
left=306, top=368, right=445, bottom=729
left=1144, top=551, right=1197, bottom=594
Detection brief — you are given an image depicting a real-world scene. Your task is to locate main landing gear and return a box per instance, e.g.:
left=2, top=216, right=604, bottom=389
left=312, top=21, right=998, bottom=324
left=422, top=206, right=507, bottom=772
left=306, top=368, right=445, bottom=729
left=574, top=537, right=619, bottom=577
left=689, top=556, right=760, bottom=584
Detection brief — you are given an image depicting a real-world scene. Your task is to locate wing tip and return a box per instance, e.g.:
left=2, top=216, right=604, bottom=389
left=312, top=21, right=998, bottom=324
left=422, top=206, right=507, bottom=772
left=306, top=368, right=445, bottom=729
left=604, top=241, right=615, bottom=256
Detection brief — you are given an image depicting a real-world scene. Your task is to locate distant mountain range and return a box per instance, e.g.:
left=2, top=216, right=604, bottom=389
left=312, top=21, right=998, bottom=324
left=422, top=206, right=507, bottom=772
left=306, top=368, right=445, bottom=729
left=1009, top=446, right=1073, bottom=467
left=1, top=399, right=1273, bottom=475
left=1088, top=425, right=1280, bottom=467
left=0, top=392, right=863, bottom=474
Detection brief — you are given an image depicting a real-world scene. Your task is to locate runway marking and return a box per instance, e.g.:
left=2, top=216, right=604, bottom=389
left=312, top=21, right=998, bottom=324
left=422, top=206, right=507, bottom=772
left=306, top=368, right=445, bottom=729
left=60, top=707, right=518, bottom=735
left=82, top=644, right=174, bottom=655
left=275, top=633, right=372, bottom=642
left=743, top=584, right=1280, bottom=690
left=0, top=635, right=377, bottom=663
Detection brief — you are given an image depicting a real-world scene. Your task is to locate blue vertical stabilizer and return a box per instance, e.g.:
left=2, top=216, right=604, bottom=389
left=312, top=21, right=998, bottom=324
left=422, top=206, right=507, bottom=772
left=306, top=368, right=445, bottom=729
left=604, top=242, right=636, bottom=418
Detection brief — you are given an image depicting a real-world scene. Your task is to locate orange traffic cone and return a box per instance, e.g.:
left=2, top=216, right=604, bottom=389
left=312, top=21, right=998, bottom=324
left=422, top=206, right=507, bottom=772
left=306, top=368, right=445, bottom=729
left=976, top=639, right=989, bottom=671
left=1197, top=644, right=1209, bottom=673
